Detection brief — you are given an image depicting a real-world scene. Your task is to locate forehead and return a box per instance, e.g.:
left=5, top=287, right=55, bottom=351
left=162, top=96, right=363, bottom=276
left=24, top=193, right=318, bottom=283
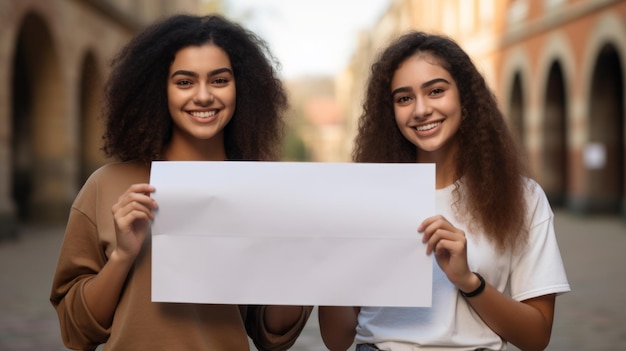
left=391, top=52, right=454, bottom=87
left=170, top=44, right=232, bottom=71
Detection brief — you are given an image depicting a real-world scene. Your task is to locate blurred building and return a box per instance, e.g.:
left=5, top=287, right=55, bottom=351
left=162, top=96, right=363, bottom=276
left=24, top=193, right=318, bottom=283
left=340, top=0, right=626, bottom=219
left=0, top=0, right=201, bottom=238
left=286, top=77, right=345, bottom=162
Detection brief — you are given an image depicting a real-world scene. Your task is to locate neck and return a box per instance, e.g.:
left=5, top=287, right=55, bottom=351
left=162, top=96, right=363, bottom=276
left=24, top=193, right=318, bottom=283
left=164, top=133, right=227, bottom=161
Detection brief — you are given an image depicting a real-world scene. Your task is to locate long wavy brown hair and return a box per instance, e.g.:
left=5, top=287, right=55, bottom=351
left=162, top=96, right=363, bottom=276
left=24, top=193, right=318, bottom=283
left=353, top=31, right=529, bottom=251
left=102, top=14, right=287, bottom=162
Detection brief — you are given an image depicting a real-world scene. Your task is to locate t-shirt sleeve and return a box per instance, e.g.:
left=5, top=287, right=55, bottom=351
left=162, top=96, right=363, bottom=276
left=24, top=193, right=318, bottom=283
left=49, top=178, right=110, bottom=350
left=245, top=305, right=313, bottom=351
left=509, top=181, right=571, bottom=301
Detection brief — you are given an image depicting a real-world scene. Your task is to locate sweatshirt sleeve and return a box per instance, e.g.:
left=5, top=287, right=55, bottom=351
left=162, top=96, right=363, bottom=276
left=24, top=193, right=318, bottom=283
left=245, top=305, right=313, bottom=351
left=49, top=179, right=110, bottom=350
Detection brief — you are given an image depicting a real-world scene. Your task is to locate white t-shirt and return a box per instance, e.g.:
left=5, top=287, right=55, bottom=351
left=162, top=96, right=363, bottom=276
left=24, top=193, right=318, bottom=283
left=355, top=179, right=571, bottom=350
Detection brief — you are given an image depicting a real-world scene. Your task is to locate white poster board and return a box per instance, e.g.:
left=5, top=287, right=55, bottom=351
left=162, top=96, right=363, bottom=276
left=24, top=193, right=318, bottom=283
left=150, top=161, right=435, bottom=307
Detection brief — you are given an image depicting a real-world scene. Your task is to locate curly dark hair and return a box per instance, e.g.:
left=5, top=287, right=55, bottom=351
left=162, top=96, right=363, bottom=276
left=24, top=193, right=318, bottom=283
left=353, top=31, right=528, bottom=251
left=102, top=14, right=287, bottom=162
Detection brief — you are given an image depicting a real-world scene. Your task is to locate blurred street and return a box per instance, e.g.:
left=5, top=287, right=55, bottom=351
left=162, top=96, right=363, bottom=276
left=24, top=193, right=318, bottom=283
left=0, top=209, right=625, bottom=350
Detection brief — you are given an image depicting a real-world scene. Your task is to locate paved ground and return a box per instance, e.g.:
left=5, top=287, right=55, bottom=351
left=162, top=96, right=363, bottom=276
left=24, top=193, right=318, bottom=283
left=0, top=209, right=624, bottom=350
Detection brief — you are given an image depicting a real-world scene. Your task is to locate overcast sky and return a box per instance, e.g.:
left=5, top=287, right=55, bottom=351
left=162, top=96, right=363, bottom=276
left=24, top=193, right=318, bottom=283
left=224, top=0, right=391, bottom=79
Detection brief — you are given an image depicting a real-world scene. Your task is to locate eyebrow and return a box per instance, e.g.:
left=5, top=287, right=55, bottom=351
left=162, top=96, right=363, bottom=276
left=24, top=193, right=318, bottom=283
left=391, top=77, right=451, bottom=96
left=170, top=67, right=233, bottom=79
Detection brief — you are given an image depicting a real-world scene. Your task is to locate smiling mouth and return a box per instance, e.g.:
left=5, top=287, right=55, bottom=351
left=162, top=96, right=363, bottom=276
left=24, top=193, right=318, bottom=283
left=415, top=121, right=442, bottom=131
left=190, top=110, right=217, bottom=119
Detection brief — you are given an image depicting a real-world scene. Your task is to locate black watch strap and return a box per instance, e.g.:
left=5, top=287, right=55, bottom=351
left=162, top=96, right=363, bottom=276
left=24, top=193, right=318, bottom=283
left=460, top=272, right=485, bottom=298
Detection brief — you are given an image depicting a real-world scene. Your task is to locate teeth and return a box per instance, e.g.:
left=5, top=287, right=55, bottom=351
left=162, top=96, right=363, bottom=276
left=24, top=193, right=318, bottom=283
left=415, top=122, right=441, bottom=131
left=191, top=111, right=217, bottom=118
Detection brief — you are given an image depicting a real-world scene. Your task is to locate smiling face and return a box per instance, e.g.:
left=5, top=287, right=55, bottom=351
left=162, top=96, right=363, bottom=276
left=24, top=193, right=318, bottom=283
left=391, top=52, right=462, bottom=163
left=166, top=43, right=236, bottom=160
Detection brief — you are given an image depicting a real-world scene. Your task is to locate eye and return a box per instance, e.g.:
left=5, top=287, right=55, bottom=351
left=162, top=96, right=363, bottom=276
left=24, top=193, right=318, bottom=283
left=429, top=88, right=444, bottom=96
left=212, top=77, right=230, bottom=85
left=175, top=79, right=193, bottom=87
left=395, top=95, right=412, bottom=104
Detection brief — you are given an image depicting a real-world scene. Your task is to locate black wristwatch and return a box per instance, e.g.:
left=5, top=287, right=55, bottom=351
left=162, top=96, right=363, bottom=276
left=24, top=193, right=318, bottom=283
left=460, top=272, right=485, bottom=298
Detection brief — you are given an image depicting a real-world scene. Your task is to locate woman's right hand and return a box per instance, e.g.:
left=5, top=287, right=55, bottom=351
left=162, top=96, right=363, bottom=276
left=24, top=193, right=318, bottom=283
left=111, top=183, right=157, bottom=261
left=83, top=183, right=158, bottom=328
left=418, top=215, right=474, bottom=292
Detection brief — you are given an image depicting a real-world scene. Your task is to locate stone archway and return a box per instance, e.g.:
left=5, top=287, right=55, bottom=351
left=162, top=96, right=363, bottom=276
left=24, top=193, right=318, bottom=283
left=11, top=26, right=33, bottom=221
left=11, top=12, right=68, bottom=223
left=542, top=61, right=568, bottom=207
left=587, top=43, right=624, bottom=214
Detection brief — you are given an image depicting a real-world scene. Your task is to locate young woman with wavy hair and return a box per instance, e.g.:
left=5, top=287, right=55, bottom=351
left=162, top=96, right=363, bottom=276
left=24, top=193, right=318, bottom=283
left=50, top=14, right=310, bottom=351
left=319, top=31, right=570, bottom=351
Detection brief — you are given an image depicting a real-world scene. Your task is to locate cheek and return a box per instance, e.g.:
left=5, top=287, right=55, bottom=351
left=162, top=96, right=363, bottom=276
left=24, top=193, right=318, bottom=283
left=166, top=92, right=175, bottom=113
left=167, top=87, right=179, bottom=106
left=212, top=86, right=236, bottom=105
left=394, top=106, right=410, bottom=126
left=167, top=88, right=190, bottom=110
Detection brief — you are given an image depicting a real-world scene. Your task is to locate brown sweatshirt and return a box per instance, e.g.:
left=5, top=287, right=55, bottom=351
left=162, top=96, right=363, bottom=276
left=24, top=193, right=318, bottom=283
left=50, top=162, right=311, bottom=350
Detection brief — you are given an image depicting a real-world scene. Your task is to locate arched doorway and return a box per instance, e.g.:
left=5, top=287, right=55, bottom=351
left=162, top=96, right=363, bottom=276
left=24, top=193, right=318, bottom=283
left=542, top=61, right=568, bottom=207
left=587, top=43, right=624, bottom=214
left=11, top=13, right=68, bottom=223
left=11, top=26, right=33, bottom=221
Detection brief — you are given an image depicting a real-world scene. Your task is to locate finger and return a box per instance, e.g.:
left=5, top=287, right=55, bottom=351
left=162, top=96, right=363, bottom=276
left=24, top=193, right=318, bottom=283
left=115, top=210, right=152, bottom=232
left=114, top=200, right=155, bottom=222
left=426, top=227, right=466, bottom=254
left=434, top=240, right=452, bottom=262
left=434, top=237, right=465, bottom=256
left=126, top=191, right=158, bottom=209
left=426, top=228, right=451, bottom=254
left=114, top=190, right=157, bottom=214
left=116, top=184, right=157, bottom=208
left=112, top=197, right=157, bottom=234
left=418, top=215, right=446, bottom=232
left=421, top=218, right=455, bottom=244
left=125, top=183, right=156, bottom=195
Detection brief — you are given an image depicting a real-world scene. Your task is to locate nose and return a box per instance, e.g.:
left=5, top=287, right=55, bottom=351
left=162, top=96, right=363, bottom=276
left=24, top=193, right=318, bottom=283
left=413, top=96, right=432, bottom=119
left=194, top=84, right=214, bottom=105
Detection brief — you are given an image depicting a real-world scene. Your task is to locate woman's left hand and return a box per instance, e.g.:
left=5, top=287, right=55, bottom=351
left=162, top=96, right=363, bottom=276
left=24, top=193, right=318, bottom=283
left=418, top=215, right=475, bottom=290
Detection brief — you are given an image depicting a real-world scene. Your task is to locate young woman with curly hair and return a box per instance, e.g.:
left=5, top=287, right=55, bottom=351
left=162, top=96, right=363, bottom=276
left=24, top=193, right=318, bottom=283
left=50, top=14, right=311, bottom=351
left=319, top=31, right=570, bottom=351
